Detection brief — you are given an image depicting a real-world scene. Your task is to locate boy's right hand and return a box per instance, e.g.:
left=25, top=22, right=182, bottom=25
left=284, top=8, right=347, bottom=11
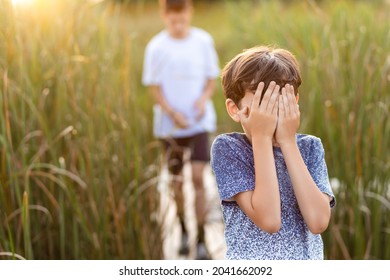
left=171, top=111, right=189, bottom=129
left=237, top=81, right=280, bottom=142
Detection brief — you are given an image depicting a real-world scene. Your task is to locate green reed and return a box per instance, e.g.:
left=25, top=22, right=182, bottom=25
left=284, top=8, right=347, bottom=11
left=220, top=0, right=390, bottom=259
left=0, top=0, right=162, bottom=259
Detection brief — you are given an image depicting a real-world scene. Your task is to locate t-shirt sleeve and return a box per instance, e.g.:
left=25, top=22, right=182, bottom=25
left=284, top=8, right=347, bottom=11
left=203, top=35, right=220, bottom=79
left=142, top=43, right=160, bottom=86
left=308, top=138, right=336, bottom=208
left=210, top=135, right=255, bottom=201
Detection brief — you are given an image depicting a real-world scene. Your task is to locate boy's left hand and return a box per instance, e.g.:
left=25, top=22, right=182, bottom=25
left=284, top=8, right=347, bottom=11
left=275, top=84, right=300, bottom=146
left=194, top=97, right=207, bottom=121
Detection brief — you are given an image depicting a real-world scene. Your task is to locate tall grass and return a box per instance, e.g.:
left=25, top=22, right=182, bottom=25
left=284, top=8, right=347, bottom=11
left=1, top=0, right=162, bottom=259
left=218, top=0, right=390, bottom=259
left=0, top=0, right=389, bottom=259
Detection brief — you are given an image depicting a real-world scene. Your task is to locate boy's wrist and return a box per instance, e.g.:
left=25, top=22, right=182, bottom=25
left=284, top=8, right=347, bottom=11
left=199, top=93, right=209, bottom=101
left=251, top=134, right=274, bottom=145
left=166, top=107, right=176, bottom=118
left=279, top=139, right=298, bottom=150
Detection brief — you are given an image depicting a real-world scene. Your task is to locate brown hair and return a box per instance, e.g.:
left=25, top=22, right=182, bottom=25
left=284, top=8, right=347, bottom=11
left=160, top=0, right=192, bottom=12
left=221, top=46, right=302, bottom=106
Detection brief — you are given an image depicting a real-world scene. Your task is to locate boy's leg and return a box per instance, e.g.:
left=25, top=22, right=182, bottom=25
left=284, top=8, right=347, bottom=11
left=171, top=170, right=190, bottom=255
left=192, top=162, right=207, bottom=238
left=161, top=137, right=189, bottom=255
left=171, top=171, right=186, bottom=236
left=190, top=132, right=211, bottom=260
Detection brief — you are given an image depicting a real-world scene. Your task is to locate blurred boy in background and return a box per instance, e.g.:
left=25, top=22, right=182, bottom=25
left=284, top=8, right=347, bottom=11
left=142, top=0, right=219, bottom=259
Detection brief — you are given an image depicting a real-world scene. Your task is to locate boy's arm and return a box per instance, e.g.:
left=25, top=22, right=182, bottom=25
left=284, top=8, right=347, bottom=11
left=281, top=143, right=331, bottom=234
left=148, top=85, right=188, bottom=129
left=143, top=43, right=188, bottom=129
left=234, top=82, right=281, bottom=233
left=276, top=85, right=331, bottom=234
left=194, top=79, right=216, bottom=120
left=195, top=33, right=219, bottom=120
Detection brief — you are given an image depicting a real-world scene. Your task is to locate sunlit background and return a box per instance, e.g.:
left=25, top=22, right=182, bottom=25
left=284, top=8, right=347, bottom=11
left=11, top=0, right=34, bottom=6
left=1, top=0, right=389, bottom=260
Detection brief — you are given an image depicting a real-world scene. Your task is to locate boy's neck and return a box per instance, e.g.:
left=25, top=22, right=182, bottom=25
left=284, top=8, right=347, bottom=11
left=168, top=28, right=191, bottom=40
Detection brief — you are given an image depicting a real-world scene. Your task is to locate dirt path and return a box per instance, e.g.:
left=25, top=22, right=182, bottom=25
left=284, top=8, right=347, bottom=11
left=158, top=163, right=226, bottom=260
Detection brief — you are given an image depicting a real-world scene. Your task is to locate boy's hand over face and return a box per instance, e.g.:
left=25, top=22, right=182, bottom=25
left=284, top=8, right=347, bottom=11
left=275, top=84, right=300, bottom=146
left=238, top=81, right=279, bottom=142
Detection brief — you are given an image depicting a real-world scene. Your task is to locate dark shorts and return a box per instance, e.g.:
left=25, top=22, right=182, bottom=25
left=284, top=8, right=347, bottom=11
left=160, top=132, right=210, bottom=174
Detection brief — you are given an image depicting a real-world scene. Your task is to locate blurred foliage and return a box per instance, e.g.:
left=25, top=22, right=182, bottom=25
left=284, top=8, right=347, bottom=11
left=0, top=0, right=162, bottom=260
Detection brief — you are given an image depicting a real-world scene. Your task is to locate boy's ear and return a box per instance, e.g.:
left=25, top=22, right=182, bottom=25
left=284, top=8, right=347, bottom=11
left=226, top=98, right=241, bottom=123
left=296, top=93, right=299, bottom=103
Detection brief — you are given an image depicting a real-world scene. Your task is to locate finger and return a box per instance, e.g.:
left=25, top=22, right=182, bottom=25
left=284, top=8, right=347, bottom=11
left=286, top=85, right=297, bottom=115
left=266, top=85, right=280, bottom=113
left=259, top=81, right=276, bottom=111
left=266, top=84, right=280, bottom=113
left=282, top=86, right=290, bottom=116
left=285, top=83, right=292, bottom=104
left=251, top=82, right=265, bottom=111
left=289, top=85, right=299, bottom=114
left=279, top=87, right=287, bottom=117
left=272, top=95, right=279, bottom=115
left=268, top=86, right=280, bottom=115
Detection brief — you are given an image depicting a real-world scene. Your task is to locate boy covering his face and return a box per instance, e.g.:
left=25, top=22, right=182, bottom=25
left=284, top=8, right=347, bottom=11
left=211, top=46, right=335, bottom=259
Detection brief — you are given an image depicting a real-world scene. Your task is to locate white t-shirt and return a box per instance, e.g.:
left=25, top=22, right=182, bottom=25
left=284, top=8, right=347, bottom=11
left=142, top=27, right=220, bottom=138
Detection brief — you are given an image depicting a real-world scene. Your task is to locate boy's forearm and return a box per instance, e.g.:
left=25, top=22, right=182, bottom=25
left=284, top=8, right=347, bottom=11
left=280, top=141, right=331, bottom=234
left=251, top=136, right=281, bottom=231
left=149, top=85, right=175, bottom=116
left=200, top=79, right=216, bottom=101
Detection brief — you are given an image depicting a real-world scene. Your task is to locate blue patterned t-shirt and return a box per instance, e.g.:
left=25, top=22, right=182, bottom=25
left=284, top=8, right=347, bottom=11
left=210, top=133, right=335, bottom=260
